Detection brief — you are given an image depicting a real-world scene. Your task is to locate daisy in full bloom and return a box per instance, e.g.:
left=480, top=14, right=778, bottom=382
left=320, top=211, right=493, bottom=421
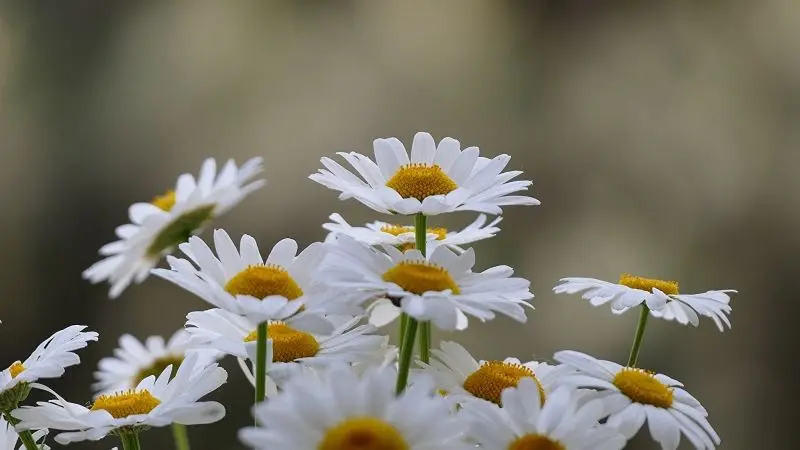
left=84, top=157, right=265, bottom=298
left=185, top=308, right=387, bottom=385
left=323, top=213, right=502, bottom=253
left=92, top=330, right=219, bottom=394
left=462, top=379, right=626, bottom=450
left=153, top=229, right=350, bottom=328
left=417, top=341, right=571, bottom=406
left=554, top=350, right=720, bottom=450
left=309, top=131, right=539, bottom=215
left=1, top=326, right=98, bottom=411
left=239, top=365, right=471, bottom=450
left=1, top=417, right=48, bottom=450
left=323, top=236, right=534, bottom=331
left=12, top=353, right=226, bottom=445
left=553, top=274, right=736, bottom=331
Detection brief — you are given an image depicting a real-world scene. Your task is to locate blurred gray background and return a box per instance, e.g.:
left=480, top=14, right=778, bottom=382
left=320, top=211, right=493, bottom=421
left=1, top=1, right=797, bottom=449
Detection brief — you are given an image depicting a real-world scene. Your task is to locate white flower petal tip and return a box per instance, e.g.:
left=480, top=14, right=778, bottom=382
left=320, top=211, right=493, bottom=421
left=553, top=275, right=736, bottom=331
left=84, top=157, right=265, bottom=298
left=310, top=132, right=539, bottom=216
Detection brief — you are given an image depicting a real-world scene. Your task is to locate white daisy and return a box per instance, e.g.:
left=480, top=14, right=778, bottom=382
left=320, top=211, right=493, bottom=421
left=92, top=330, right=219, bottom=394
left=185, top=308, right=387, bottom=384
left=553, top=274, right=736, bottom=331
left=1, top=417, right=48, bottom=450
left=323, top=236, right=534, bottom=331
left=363, top=297, right=469, bottom=330
left=84, top=157, right=265, bottom=298
left=417, top=341, right=570, bottom=406
left=462, top=380, right=626, bottom=450
left=323, top=213, right=502, bottom=253
left=152, top=229, right=351, bottom=328
left=1, top=326, right=98, bottom=411
left=239, top=364, right=470, bottom=450
left=309, top=131, right=539, bottom=215
left=12, top=353, right=226, bottom=445
left=554, top=350, right=720, bottom=450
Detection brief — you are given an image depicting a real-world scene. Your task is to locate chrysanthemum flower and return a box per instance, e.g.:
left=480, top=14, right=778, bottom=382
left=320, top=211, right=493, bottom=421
left=553, top=275, right=736, bottom=331
left=309, top=132, right=539, bottom=215
left=323, top=237, right=534, bottom=331
left=12, top=354, right=226, bottom=445
left=239, top=365, right=470, bottom=450
left=554, top=350, right=720, bottom=450
left=417, top=341, right=570, bottom=406
left=462, top=380, right=626, bottom=450
left=92, top=330, right=219, bottom=394
left=84, top=157, right=265, bottom=298
left=153, top=230, right=348, bottom=328
left=1, top=417, right=47, bottom=450
left=1, top=326, right=98, bottom=411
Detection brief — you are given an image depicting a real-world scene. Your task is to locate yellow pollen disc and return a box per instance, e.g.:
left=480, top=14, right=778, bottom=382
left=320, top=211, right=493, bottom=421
left=91, top=389, right=161, bottom=419
left=225, top=264, right=304, bottom=300
left=508, top=434, right=566, bottom=450
left=151, top=190, right=176, bottom=211
left=382, top=261, right=460, bottom=295
left=243, top=322, right=320, bottom=362
left=133, top=355, right=184, bottom=385
left=463, top=361, right=545, bottom=406
left=385, top=163, right=458, bottom=201
left=8, top=361, right=25, bottom=378
left=613, top=368, right=674, bottom=408
left=619, top=273, right=679, bottom=295
left=318, top=416, right=409, bottom=450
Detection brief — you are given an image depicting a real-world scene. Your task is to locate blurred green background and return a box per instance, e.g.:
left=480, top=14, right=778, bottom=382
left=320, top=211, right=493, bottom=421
left=1, top=1, right=796, bottom=449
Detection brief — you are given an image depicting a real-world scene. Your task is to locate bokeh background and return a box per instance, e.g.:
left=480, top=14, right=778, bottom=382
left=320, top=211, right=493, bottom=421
left=1, top=1, right=797, bottom=449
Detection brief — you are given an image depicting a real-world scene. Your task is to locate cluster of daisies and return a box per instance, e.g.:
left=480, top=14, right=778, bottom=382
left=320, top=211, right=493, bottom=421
left=0, top=132, right=736, bottom=450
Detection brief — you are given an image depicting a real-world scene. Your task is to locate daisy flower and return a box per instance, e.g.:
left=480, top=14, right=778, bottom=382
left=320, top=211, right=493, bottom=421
left=12, top=353, right=226, bottom=445
left=1, top=417, right=48, bottom=450
left=185, top=308, right=387, bottom=384
left=323, top=213, right=502, bottom=253
left=153, top=229, right=350, bottom=328
left=92, top=330, right=219, bottom=394
left=309, top=131, right=539, bottom=215
left=417, top=341, right=570, bottom=406
left=554, top=350, right=720, bottom=450
left=239, top=365, right=470, bottom=450
left=323, top=236, right=534, bottom=331
left=84, top=157, right=265, bottom=298
left=462, top=380, right=626, bottom=450
left=553, top=274, right=736, bottom=331
left=1, top=326, right=98, bottom=411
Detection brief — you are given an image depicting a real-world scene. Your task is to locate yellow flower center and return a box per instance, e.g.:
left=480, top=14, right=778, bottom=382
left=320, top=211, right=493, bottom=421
left=318, top=416, right=408, bottom=450
left=8, top=361, right=25, bottom=379
left=151, top=190, right=177, bottom=211
left=145, top=205, right=216, bottom=257
left=380, top=225, right=448, bottom=252
left=382, top=261, right=460, bottom=295
left=508, top=434, right=565, bottom=450
left=244, top=322, right=320, bottom=362
left=613, top=368, right=674, bottom=408
left=619, top=273, right=679, bottom=295
left=133, top=355, right=184, bottom=386
left=91, top=389, right=162, bottom=418
left=463, top=361, right=545, bottom=406
left=385, top=163, right=458, bottom=201
left=225, top=264, right=304, bottom=300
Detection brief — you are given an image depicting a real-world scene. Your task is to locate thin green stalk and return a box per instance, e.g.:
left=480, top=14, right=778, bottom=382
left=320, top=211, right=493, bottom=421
left=419, top=322, right=431, bottom=364
left=398, top=312, right=408, bottom=352
left=171, top=423, right=190, bottom=450
left=255, top=322, right=268, bottom=404
left=626, top=305, right=651, bottom=367
left=2, top=413, right=39, bottom=450
left=395, top=318, right=419, bottom=394
left=119, top=431, right=142, bottom=450
left=414, top=213, right=432, bottom=364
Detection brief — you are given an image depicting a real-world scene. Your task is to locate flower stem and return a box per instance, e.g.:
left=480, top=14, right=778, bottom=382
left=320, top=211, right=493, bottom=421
left=419, top=322, right=431, bottom=364
left=255, top=322, right=268, bottom=404
left=414, top=212, right=432, bottom=364
left=2, top=413, right=39, bottom=450
left=626, top=305, right=651, bottom=367
left=119, top=431, right=142, bottom=450
left=398, top=312, right=408, bottom=352
left=395, top=317, right=419, bottom=394
left=171, top=423, right=190, bottom=450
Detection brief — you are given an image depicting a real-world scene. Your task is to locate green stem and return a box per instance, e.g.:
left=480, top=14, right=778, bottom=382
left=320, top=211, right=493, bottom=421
left=171, top=423, right=190, bottom=450
left=398, top=312, right=408, bottom=352
left=626, top=305, right=651, bottom=367
left=255, top=322, right=268, bottom=404
left=414, top=212, right=432, bottom=364
left=2, top=413, right=39, bottom=450
left=395, top=318, right=419, bottom=394
left=119, top=431, right=142, bottom=450
left=419, top=322, right=431, bottom=364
